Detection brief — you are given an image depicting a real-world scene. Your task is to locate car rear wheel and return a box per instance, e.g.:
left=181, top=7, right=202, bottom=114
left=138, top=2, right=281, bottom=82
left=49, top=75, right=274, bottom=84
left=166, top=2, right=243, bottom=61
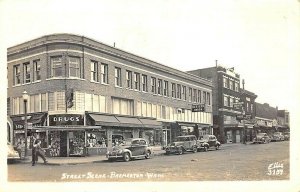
left=192, top=146, right=197, bottom=153
left=145, top=150, right=151, bottom=159
left=177, top=148, right=183, bottom=155
left=123, top=153, right=130, bottom=162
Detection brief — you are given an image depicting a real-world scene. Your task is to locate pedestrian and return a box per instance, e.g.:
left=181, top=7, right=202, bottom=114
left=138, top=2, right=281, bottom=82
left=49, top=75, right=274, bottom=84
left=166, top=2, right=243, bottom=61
left=32, top=139, right=48, bottom=166
left=31, top=136, right=37, bottom=166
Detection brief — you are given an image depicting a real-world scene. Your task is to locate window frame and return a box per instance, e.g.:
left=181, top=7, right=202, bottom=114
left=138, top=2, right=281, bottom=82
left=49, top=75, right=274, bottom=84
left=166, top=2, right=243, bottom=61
left=23, top=62, right=31, bottom=84
left=114, top=67, right=122, bottom=87
left=101, top=63, right=108, bottom=84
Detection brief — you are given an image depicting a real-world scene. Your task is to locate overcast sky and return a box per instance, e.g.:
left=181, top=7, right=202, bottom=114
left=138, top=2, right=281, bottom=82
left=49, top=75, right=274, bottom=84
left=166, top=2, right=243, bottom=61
left=1, top=0, right=299, bottom=112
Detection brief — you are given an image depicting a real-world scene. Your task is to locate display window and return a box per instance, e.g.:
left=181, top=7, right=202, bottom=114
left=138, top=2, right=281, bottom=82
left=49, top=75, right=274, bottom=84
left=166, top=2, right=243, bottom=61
left=69, top=131, right=85, bottom=156
left=86, top=131, right=107, bottom=148
left=48, top=131, right=61, bottom=157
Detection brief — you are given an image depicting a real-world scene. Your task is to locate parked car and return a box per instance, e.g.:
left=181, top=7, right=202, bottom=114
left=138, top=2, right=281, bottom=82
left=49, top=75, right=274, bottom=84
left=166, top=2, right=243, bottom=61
left=253, top=133, right=271, bottom=144
left=106, top=138, right=152, bottom=162
left=198, top=135, right=221, bottom=151
left=165, top=135, right=208, bottom=155
left=271, top=132, right=285, bottom=142
left=7, top=142, right=20, bottom=161
left=283, top=132, right=290, bottom=141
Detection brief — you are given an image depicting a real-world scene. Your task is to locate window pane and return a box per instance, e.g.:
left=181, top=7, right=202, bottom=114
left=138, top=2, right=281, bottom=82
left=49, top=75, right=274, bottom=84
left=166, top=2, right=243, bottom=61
left=13, top=65, right=21, bottom=85
left=41, top=93, right=47, bottom=111
left=48, top=92, right=55, bottom=111
left=34, top=94, right=40, bottom=112
left=56, top=92, right=65, bottom=110
left=69, top=57, right=80, bottom=78
left=100, top=95, right=106, bottom=113
left=51, top=57, right=63, bottom=77
left=34, top=60, right=41, bottom=81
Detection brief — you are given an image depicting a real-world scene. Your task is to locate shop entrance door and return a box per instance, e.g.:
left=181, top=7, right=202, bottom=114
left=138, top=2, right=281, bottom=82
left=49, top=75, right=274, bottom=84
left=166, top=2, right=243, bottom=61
left=226, top=130, right=232, bottom=143
left=60, top=131, right=68, bottom=157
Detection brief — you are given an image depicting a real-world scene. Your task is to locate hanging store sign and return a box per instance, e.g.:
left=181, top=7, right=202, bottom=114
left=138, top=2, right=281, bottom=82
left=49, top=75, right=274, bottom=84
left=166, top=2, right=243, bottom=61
left=49, top=114, right=84, bottom=126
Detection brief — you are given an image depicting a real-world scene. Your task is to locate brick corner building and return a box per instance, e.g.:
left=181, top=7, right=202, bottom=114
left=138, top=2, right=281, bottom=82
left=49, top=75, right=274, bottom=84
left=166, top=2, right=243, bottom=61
left=7, top=33, right=213, bottom=157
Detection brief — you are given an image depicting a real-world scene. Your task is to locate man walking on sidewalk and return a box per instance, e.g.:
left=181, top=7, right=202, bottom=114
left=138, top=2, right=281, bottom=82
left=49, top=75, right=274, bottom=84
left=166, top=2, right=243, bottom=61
left=32, top=139, right=48, bottom=166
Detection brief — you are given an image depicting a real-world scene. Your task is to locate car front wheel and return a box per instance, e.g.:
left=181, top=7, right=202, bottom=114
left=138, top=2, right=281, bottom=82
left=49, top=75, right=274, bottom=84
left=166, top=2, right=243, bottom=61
left=203, top=146, right=208, bottom=152
left=177, top=148, right=183, bottom=155
left=145, top=150, right=151, bottom=159
left=123, top=152, right=130, bottom=162
left=192, top=146, right=197, bottom=153
left=216, top=145, right=219, bottom=150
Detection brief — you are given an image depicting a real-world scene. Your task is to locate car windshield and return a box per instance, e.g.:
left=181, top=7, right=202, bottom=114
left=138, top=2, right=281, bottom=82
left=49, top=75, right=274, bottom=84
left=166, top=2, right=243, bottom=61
left=202, top=135, right=210, bottom=140
left=257, top=133, right=266, bottom=136
left=176, top=137, right=189, bottom=141
left=121, top=139, right=133, bottom=145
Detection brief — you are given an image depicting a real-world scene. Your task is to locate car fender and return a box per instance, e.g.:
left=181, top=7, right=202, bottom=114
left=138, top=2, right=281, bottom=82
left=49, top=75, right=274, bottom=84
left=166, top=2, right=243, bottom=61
left=144, top=147, right=152, bottom=154
left=122, top=149, right=132, bottom=157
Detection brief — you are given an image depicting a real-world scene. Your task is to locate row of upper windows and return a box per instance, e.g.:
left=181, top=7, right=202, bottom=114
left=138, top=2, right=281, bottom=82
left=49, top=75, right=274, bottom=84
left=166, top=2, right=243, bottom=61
left=223, top=75, right=239, bottom=92
left=12, top=56, right=211, bottom=104
left=223, top=95, right=253, bottom=112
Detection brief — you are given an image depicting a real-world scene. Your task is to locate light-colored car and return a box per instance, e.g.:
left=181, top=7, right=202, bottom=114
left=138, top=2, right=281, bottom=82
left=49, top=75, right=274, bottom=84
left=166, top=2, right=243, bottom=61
left=7, top=142, right=20, bottom=160
left=271, top=132, right=285, bottom=142
left=253, top=133, right=271, bottom=144
left=165, top=135, right=208, bottom=155
left=106, top=138, right=152, bottom=162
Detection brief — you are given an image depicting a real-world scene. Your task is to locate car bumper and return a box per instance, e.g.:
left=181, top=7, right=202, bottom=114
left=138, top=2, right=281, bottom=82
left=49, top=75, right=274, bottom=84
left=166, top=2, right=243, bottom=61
left=165, top=147, right=180, bottom=153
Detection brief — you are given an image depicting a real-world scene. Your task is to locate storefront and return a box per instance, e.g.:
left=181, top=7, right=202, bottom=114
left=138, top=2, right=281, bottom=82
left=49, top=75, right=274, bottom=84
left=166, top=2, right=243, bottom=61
left=10, top=113, right=47, bottom=155
left=86, top=112, right=163, bottom=149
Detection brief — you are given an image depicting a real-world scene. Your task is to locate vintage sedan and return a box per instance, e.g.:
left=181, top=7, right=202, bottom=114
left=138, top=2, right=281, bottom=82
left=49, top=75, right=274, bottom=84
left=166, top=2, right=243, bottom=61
left=106, top=138, right=152, bottom=162
left=271, top=132, right=285, bottom=142
left=165, top=135, right=204, bottom=155
left=198, top=135, right=221, bottom=151
left=253, top=133, right=271, bottom=144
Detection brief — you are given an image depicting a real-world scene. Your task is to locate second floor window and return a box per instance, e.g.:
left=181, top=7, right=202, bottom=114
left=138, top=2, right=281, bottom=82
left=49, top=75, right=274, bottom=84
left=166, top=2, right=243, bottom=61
left=13, top=65, right=21, bottom=85
left=235, top=81, right=239, bottom=92
left=163, top=81, right=168, bottom=96
left=33, top=60, right=41, bottom=81
left=229, top=80, right=234, bottom=90
left=182, top=86, right=186, bottom=100
left=223, top=77, right=228, bottom=88
left=157, top=79, right=163, bottom=95
left=126, top=70, right=132, bottom=89
left=101, top=64, right=108, bottom=84
left=188, top=88, right=192, bottom=102
left=207, top=92, right=211, bottom=105
left=142, top=75, right=148, bottom=92
left=51, top=56, right=63, bottom=77
left=115, top=67, right=122, bottom=87
left=171, top=83, right=176, bottom=98
left=134, top=72, right=140, bottom=90
left=69, top=57, right=80, bottom=78
left=197, top=90, right=201, bottom=103
left=193, top=89, right=197, bottom=102
left=151, top=77, right=156, bottom=94
left=224, top=96, right=228, bottom=107
left=91, top=61, right=98, bottom=82
left=23, top=63, right=31, bottom=83
left=177, top=84, right=182, bottom=99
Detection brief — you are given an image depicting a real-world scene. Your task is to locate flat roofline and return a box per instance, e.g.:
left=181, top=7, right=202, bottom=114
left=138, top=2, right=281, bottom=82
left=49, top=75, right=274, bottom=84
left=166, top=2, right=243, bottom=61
left=7, top=33, right=212, bottom=87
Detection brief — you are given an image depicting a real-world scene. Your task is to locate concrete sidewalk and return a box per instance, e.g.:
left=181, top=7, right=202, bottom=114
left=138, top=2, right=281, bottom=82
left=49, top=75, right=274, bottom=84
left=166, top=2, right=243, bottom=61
left=18, top=143, right=251, bottom=165
left=20, top=146, right=166, bottom=165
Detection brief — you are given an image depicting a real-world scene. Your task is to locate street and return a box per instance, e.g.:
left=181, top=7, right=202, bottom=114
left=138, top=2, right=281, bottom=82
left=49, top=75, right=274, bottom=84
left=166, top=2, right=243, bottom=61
left=8, top=141, right=289, bottom=182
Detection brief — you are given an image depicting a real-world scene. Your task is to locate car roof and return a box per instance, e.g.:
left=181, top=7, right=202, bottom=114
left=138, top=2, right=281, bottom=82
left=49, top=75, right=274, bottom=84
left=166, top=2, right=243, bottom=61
left=177, top=135, right=196, bottom=137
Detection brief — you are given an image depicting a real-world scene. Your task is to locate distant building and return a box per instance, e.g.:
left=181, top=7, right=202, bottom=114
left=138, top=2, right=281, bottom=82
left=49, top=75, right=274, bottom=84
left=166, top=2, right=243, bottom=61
left=188, top=64, right=250, bottom=144
left=276, top=110, right=290, bottom=132
left=254, top=103, right=289, bottom=136
left=7, top=33, right=213, bottom=157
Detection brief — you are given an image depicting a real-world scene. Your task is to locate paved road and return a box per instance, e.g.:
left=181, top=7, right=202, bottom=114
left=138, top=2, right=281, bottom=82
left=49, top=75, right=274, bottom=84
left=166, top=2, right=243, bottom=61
left=8, top=141, right=289, bottom=182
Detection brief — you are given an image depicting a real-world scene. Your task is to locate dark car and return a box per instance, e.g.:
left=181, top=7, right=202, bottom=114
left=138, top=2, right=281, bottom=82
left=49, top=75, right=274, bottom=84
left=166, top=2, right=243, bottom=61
left=271, top=132, right=285, bottom=142
left=106, top=138, right=152, bottom=162
left=198, top=135, right=221, bottom=150
left=283, top=132, right=290, bottom=141
left=253, top=133, right=271, bottom=144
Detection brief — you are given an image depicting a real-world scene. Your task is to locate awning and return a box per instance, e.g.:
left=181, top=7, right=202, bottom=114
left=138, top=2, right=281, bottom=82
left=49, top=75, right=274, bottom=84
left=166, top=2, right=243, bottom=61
left=88, top=113, right=162, bottom=129
left=115, top=116, right=143, bottom=128
left=139, top=118, right=162, bottom=129
left=89, top=114, right=120, bottom=127
left=11, top=113, right=47, bottom=129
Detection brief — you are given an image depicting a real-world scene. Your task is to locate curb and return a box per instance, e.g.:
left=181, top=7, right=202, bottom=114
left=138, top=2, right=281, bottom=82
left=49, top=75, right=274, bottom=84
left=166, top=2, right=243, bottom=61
left=16, top=151, right=167, bottom=166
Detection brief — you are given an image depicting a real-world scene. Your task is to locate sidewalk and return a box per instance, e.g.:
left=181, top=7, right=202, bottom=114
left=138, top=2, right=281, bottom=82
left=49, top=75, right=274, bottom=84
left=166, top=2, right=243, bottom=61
left=20, top=146, right=166, bottom=165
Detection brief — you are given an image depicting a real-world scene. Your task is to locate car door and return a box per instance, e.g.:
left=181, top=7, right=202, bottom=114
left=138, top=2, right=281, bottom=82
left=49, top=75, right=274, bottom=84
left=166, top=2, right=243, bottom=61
left=208, top=136, right=216, bottom=147
left=129, top=140, right=140, bottom=156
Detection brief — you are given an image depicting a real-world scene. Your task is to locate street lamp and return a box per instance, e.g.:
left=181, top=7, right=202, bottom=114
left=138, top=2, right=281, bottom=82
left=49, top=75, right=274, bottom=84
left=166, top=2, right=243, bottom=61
left=22, top=91, right=29, bottom=157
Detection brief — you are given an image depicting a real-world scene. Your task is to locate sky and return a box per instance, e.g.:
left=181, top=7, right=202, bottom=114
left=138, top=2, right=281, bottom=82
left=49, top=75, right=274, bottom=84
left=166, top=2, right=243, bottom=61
left=1, top=0, right=299, bottom=112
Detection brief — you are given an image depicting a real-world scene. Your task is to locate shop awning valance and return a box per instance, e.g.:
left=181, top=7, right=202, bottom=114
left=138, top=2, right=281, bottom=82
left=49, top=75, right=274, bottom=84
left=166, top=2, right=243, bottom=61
left=139, top=118, right=163, bottom=129
left=88, top=113, right=162, bottom=129
left=11, top=113, right=47, bottom=129
left=31, top=126, right=102, bottom=131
